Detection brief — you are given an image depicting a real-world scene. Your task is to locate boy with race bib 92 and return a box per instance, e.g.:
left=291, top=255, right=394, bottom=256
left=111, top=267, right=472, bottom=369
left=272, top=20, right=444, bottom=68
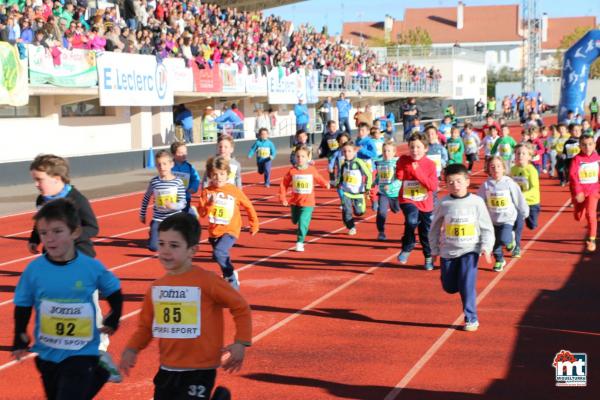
left=120, top=213, right=251, bottom=400
left=13, top=199, right=123, bottom=399
left=198, top=157, right=259, bottom=290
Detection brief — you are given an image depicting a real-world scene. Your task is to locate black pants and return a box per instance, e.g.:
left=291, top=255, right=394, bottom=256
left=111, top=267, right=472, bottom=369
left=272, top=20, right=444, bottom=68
left=154, top=368, right=216, bottom=400
left=35, top=355, right=109, bottom=400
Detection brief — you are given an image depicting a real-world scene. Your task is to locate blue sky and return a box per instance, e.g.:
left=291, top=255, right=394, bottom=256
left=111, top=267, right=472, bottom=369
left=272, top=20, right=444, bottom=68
left=265, top=0, right=600, bottom=36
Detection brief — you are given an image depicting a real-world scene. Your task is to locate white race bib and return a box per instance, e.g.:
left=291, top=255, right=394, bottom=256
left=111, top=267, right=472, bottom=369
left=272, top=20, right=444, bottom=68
left=343, top=169, right=362, bottom=194
left=427, top=154, right=442, bottom=175
left=486, top=189, right=510, bottom=211
left=512, top=175, right=529, bottom=192
left=327, top=138, right=339, bottom=151
left=444, top=214, right=477, bottom=244
left=377, top=164, right=394, bottom=184
left=257, top=147, right=270, bottom=158
left=565, top=143, right=580, bottom=158
left=403, top=180, right=427, bottom=202
left=152, top=286, right=201, bottom=339
left=155, top=188, right=178, bottom=209
left=447, top=142, right=460, bottom=154
left=208, top=194, right=235, bottom=225
left=173, top=171, right=190, bottom=188
left=292, top=174, right=314, bottom=194
left=39, top=300, right=94, bottom=350
left=578, top=162, right=599, bottom=184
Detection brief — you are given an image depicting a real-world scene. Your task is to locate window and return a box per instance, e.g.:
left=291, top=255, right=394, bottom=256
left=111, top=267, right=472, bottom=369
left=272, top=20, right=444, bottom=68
left=0, top=97, right=41, bottom=118
left=457, top=74, right=463, bottom=83
left=61, top=99, right=106, bottom=117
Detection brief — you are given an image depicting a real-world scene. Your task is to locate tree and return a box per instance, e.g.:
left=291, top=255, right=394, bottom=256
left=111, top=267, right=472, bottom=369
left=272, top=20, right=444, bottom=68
left=554, top=26, right=600, bottom=78
left=397, top=27, right=432, bottom=46
left=486, top=67, right=523, bottom=97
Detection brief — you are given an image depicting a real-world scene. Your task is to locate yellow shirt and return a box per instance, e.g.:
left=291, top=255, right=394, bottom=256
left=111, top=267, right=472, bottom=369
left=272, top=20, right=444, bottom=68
left=511, top=164, right=540, bottom=205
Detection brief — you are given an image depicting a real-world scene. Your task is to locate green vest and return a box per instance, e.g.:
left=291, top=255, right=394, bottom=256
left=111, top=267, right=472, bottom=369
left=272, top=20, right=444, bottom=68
left=202, top=118, right=217, bottom=141
left=487, top=100, right=496, bottom=111
left=590, top=101, right=598, bottom=113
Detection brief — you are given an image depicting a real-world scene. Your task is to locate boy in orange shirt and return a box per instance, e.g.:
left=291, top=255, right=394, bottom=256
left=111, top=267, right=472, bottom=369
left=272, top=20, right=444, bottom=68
left=198, top=157, right=259, bottom=290
left=120, top=213, right=251, bottom=400
left=280, top=145, right=330, bottom=252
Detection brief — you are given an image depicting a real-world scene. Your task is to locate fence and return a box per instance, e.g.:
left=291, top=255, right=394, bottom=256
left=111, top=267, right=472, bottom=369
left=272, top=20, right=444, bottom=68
left=318, top=74, right=442, bottom=94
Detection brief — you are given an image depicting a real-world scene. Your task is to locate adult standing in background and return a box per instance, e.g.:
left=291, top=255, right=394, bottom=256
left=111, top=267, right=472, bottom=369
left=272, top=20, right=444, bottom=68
left=336, top=92, right=352, bottom=134
left=589, top=96, right=598, bottom=129
left=487, top=96, right=496, bottom=117
left=318, top=96, right=333, bottom=133
left=294, top=98, right=309, bottom=132
left=202, top=106, right=218, bottom=142
left=255, top=108, right=271, bottom=134
left=174, top=104, right=194, bottom=143
left=402, top=97, right=419, bottom=142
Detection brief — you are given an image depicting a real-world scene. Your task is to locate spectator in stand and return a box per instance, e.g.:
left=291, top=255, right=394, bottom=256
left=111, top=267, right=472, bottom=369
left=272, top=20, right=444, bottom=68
left=294, top=98, right=309, bottom=133
left=231, top=103, right=244, bottom=121
left=336, top=92, right=352, bottom=134
left=402, top=97, right=419, bottom=142
left=174, top=104, right=195, bottom=144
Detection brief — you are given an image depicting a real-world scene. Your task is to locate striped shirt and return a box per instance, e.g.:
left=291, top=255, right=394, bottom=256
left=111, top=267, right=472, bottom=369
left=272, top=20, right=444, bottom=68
left=140, top=176, right=187, bottom=221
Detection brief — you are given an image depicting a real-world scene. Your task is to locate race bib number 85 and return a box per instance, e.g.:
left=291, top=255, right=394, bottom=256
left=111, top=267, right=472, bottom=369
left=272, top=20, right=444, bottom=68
left=152, top=286, right=201, bottom=339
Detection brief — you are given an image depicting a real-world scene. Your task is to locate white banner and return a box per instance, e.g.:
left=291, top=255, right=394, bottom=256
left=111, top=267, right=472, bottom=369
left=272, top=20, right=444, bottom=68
left=219, top=63, right=246, bottom=93
left=306, top=69, right=319, bottom=104
left=96, top=52, right=174, bottom=106
left=163, top=58, right=193, bottom=92
left=267, top=67, right=307, bottom=104
left=245, top=71, right=267, bottom=93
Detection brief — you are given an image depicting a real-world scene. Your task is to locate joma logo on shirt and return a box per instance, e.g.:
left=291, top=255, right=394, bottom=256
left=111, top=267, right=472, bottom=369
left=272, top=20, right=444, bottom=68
left=158, top=289, right=187, bottom=299
left=49, top=306, right=82, bottom=315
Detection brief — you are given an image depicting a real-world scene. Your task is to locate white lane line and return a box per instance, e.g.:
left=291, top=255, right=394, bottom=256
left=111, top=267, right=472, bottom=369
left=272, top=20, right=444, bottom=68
left=383, top=197, right=572, bottom=400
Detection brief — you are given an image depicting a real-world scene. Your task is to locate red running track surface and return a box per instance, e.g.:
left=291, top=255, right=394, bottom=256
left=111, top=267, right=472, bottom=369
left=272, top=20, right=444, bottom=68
left=0, top=130, right=598, bottom=399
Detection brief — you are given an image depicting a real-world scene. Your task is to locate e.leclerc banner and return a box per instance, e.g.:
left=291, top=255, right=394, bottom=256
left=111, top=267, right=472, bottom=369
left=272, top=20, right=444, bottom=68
left=96, top=52, right=173, bottom=106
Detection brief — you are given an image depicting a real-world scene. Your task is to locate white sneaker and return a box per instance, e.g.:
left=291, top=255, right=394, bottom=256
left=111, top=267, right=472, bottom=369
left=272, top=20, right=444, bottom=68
left=99, top=351, right=122, bottom=383
left=295, top=242, right=305, bottom=252
left=348, top=228, right=357, bottom=236
left=226, top=271, right=240, bottom=291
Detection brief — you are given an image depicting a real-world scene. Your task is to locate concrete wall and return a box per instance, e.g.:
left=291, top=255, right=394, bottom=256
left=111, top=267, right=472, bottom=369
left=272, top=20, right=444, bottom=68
left=495, top=79, right=600, bottom=109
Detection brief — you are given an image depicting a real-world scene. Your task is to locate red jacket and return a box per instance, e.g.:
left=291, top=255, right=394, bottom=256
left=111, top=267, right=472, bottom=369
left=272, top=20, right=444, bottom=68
left=569, top=152, right=600, bottom=198
left=395, top=155, right=438, bottom=212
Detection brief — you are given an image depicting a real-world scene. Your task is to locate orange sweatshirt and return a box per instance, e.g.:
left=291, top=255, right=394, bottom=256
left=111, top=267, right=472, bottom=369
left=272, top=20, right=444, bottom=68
left=198, top=183, right=260, bottom=238
left=279, top=165, right=329, bottom=207
left=126, top=266, right=252, bottom=369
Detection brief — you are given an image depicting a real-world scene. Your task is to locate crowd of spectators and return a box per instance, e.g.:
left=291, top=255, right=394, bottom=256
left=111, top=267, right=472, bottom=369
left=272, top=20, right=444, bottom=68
left=0, top=0, right=441, bottom=88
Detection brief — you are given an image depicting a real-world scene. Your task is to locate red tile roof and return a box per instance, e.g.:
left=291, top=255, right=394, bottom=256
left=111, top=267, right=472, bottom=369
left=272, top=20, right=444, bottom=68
left=542, top=17, right=597, bottom=50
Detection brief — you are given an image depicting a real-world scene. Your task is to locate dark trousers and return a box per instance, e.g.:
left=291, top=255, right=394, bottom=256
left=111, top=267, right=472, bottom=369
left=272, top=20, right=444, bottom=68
left=153, top=368, right=216, bottom=400
left=400, top=203, right=432, bottom=257
left=514, top=204, right=541, bottom=247
left=441, top=252, right=479, bottom=323
left=466, top=153, right=477, bottom=171
left=149, top=220, right=160, bottom=251
left=35, top=355, right=108, bottom=400
left=342, top=194, right=366, bottom=229
left=376, top=193, right=400, bottom=233
left=339, top=117, right=351, bottom=134
left=257, top=158, right=272, bottom=185
left=209, top=234, right=237, bottom=278
left=493, top=223, right=513, bottom=261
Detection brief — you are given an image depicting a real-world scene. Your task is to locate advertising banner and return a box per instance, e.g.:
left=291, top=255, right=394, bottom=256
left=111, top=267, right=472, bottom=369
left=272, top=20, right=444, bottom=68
left=267, top=67, right=307, bottom=104
left=245, top=70, right=267, bottom=93
left=0, top=43, right=29, bottom=106
left=163, top=58, right=194, bottom=92
left=96, top=52, right=173, bottom=106
left=220, top=63, right=246, bottom=92
left=192, top=63, right=222, bottom=92
left=27, top=45, right=98, bottom=87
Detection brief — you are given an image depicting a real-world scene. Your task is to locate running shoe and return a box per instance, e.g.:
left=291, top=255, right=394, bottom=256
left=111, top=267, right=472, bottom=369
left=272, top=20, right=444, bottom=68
left=348, top=227, right=357, bottom=236
left=493, top=260, right=506, bottom=272
left=226, top=271, right=240, bottom=291
left=424, top=257, right=434, bottom=271
left=295, top=242, right=305, bottom=252
left=397, top=251, right=411, bottom=264
left=99, top=351, right=122, bottom=383
left=464, top=320, right=480, bottom=332
left=506, top=231, right=516, bottom=251
left=511, top=247, right=521, bottom=258
left=377, top=232, right=386, bottom=241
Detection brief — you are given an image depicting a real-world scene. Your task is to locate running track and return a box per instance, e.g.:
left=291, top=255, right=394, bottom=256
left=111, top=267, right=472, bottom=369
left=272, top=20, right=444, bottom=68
left=0, top=131, right=598, bottom=399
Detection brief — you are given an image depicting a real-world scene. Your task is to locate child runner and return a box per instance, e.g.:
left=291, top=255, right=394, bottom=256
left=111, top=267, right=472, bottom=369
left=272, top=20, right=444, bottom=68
left=396, top=133, right=438, bottom=270
left=529, top=126, right=545, bottom=176
left=202, top=135, right=243, bottom=188
left=371, top=126, right=385, bottom=160
left=170, top=142, right=201, bottom=214
left=337, top=141, right=373, bottom=235
left=491, top=124, right=517, bottom=172
left=568, top=135, right=599, bottom=252
left=119, top=213, right=251, bottom=400
left=374, top=140, right=401, bottom=241
left=426, top=125, right=449, bottom=181
left=510, top=143, right=541, bottom=258
left=319, top=120, right=342, bottom=182
left=482, top=125, right=499, bottom=163
left=13, top=199, right=123, bottom=398
left=564, top=123, right=583, bottom=185
left=328, top=133, right=351, bottom=203
left=248, top=127, right=277, bottom=187
left=429, top=163, right=494, bottom=332
left=198, top=157, right=259, bottom=290
left=446, top=126, right=465, bottom=166
left=290, top=129, right=313, bottom=167
left=28, top=154, right=121, bottom=381
left=462, top=123, right=481, bottom=173
left=478, top=156, right=529, bottom=271
left=555, top=123, right=571, bottom=186
left=140, top=150, right=187, bottom=252
left=280, top=145, right=330, bottom=251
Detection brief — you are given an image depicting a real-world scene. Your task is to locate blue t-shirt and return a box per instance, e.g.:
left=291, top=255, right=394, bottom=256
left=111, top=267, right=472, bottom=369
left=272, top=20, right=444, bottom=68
left=14, top=252, right=121, bottom=363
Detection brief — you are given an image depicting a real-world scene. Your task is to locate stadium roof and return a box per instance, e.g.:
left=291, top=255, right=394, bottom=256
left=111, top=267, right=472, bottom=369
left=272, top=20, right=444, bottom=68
left=542, top=16, right=597, bottom=50
left=209, top=0, right=305, bottom=12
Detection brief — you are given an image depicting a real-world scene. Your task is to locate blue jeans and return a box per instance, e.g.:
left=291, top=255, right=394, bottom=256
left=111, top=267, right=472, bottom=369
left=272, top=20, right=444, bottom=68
left=296, top=123, right=308, bottom=133
left=400, top=203, right=433, bottom=257
left=209, top=234, right=236, bottom=278
left=126, top=18, right=137, bottom=30
left=257, top=158, right=272, bottom=185
left=526, top=204, right=540, bottom=230
left=148, top=220, right=160, bottom=251
left=342, top=194, right=366, bottom=229
left=441, top=252, right=479, bottom=323
left=339, top=117, right=351, bottom=135
left=493, top=223, right=513, bottom=261
left=183, top=127, right=193, bottom=143
left=376, top=193, right=400, bottom=233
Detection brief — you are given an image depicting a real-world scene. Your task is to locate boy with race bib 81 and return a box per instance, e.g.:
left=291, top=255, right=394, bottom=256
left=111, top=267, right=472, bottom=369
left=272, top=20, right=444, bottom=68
left=120, top=213, right=251, bottom=400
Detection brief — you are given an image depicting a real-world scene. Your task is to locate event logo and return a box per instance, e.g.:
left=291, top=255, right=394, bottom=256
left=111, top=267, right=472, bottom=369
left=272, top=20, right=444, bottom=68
left=553, top=350, right=587, bottom=387
left=155, top=62, right=168, bottom=100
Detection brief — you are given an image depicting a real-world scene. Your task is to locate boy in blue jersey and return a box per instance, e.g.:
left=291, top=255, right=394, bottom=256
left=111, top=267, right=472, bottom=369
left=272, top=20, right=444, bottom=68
left=12, top=199, right=123, bottom=399
left=328, top=133, right=351, bottom=204
left=248, top=127, right=277, bottom=187
left=374, top=141, right=401, bottom=241
left=170, top=142, right=201, bottom=214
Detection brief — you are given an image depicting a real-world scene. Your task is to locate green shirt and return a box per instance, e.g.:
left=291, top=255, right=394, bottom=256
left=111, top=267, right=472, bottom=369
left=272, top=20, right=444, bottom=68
left=491, top=136, right=517, bottom=160
left=590, top=101, right=599, bottom=113
left=446, top=138, right=464, bottom=164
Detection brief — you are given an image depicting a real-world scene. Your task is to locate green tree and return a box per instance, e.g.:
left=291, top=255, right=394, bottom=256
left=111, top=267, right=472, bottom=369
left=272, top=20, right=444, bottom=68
left=554, top=26, right=600, bottom=78
left=487, top=67, right=523, bottom=98
left=397, top=27, right=432, bottom=46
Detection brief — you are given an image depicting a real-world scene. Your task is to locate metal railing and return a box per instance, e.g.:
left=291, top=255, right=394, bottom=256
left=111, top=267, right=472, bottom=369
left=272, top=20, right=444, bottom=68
left=318, top=75, right=442, bottom=94
left=382, top=45, right=486, bottom=62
